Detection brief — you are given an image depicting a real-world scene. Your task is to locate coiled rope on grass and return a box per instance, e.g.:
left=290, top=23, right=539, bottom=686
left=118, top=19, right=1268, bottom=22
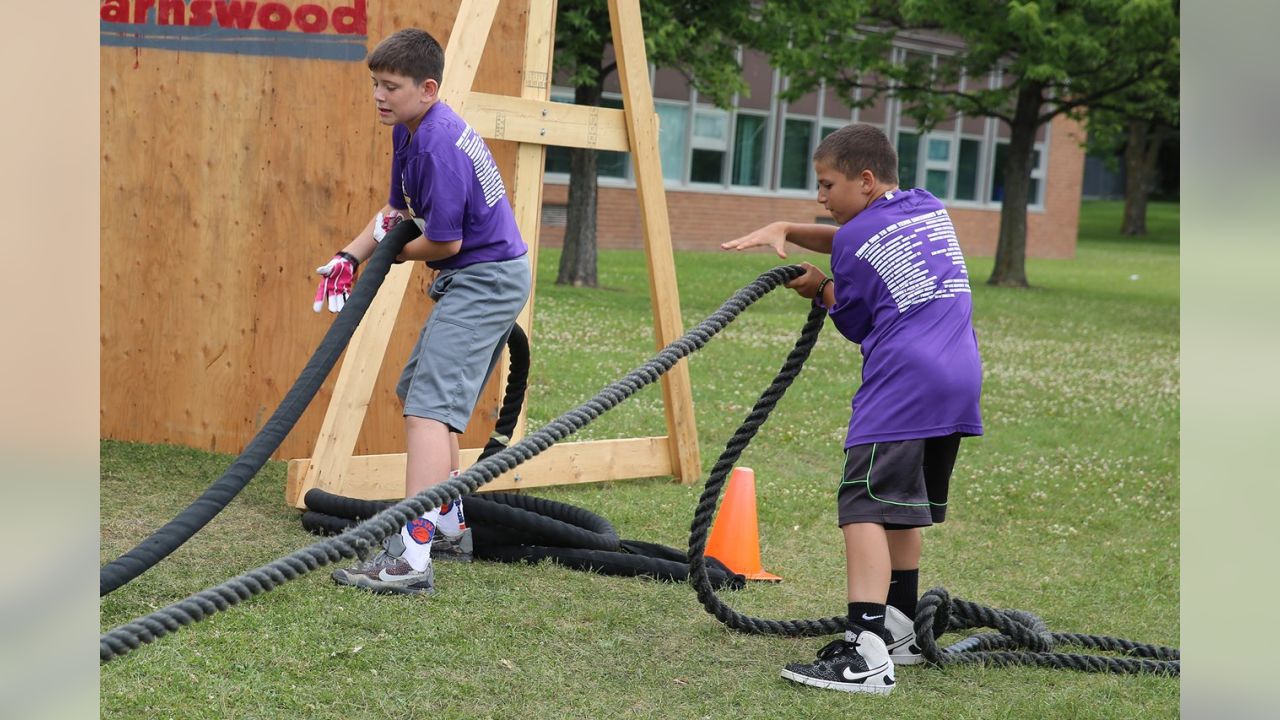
left=682, top=300, right=1180, bottom=676
left=913, top=588, right=1180, bottom=675
left=99, top=264, right=808, bottom=663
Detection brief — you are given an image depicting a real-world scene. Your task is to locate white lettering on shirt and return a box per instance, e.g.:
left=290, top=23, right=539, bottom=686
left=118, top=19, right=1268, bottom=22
left=455, top=125, right=506, bottom=208
left=854, top=209, right=971, bottom=313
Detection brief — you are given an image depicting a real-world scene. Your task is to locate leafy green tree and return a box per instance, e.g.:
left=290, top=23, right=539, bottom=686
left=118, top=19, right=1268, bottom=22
left=753, top=0, right=1179, bottom=287
left=553, top=0, right=749, bottom=287
left=1084, top=58, right=1179, bottom=236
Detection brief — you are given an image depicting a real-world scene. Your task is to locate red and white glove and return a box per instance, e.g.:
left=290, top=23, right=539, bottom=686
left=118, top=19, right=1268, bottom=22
left=373, top=211, right=404, bottom=243
left=313, top=251, right=359, bottom=313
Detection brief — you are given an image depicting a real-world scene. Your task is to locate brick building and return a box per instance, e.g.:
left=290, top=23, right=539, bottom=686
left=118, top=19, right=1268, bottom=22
left=540, top=40, right=1085, bottom=259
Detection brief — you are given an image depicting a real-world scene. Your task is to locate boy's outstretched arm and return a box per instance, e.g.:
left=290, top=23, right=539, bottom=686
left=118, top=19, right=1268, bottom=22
left=720, top=221, right=838, bottom=257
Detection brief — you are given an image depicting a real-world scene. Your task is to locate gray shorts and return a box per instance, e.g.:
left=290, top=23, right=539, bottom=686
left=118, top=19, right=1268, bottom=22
left=836, top=435, right=962, bottom=528
left=396, top=255, right=531, bottom=433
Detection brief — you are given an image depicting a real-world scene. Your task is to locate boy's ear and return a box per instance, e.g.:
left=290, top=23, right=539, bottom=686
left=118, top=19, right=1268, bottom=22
left=419, top=77, right=439, bottom=100
left=861, top=169, right=877, bottom=192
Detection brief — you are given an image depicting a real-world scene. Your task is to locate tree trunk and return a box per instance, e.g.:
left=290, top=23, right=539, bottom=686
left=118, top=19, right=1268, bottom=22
left=987, top=83, right=1043, bottom=288
left=1121, top=118, right=1164, bottom=236
left=556, top=82, right=603, bottom=287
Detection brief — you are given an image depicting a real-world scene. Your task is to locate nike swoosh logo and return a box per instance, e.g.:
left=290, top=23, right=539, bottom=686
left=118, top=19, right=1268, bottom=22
left=861, top=613, right=884, bottom=621
left=841, top=662, right=890, bottom=681
left=887, top=634, right=915, bottom=652
left=378, top=568, right=409, bottom=581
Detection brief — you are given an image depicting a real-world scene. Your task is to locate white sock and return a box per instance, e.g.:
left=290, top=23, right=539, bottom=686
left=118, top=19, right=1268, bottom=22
left=399, top=508, right=441, bottom=572
left=438, top=501, right=466, bottom=535
left=438, top=471, right=466, bottom=536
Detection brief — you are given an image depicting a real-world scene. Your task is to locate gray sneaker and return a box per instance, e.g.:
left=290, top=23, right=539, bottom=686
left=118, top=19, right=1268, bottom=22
left=332, top=534, right=436, bottom=595
left=432, top=527, right=474, bottom=563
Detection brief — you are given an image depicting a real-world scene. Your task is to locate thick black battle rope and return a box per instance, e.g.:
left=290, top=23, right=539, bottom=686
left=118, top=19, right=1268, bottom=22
left=479, top=320, right=530, bottom=460
left=913, top=588, right=1179, bottom=675
left=100, top=265, right=807, bottom=663
left=99, top=221, right=423, bottom=596
left=303, top=489, right=622, bottom=551
left=299, top=489, right=745, bottom=590
left=682, top=300, right=1180, bottom=676
left=296, top=308, right=741, bottom=587
left=292, top=311, right=528, bottom=537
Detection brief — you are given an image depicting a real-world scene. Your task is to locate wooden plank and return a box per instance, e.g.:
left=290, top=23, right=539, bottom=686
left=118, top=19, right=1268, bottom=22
left=436, top=0, right=502, bottom=116
left=287, top=436, right=674, bottom=506
left=606, top=0, right=702, bottom=484
left=504, top=0, right=557, bottom=443
left=465, top=92, right=630, bottom=151
left=293, top=263, right=417, bottom=503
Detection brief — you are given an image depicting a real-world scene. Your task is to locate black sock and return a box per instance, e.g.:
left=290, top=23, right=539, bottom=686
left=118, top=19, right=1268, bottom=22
left=888, top=569, right=919, bottom=619
left=847, top=602, right=890, bottom=642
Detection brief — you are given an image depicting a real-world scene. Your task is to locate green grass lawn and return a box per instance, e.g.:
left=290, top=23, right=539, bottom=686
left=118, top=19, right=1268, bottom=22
left=101, top=201, right=1179, bottom=719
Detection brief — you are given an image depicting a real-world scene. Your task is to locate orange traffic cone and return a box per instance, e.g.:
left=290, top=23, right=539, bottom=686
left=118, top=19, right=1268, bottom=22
left=705, top=467, right=782, bottom=581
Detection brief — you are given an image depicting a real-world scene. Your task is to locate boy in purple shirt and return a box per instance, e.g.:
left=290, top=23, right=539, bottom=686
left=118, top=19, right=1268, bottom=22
left=313, top=29, right=531, bottom=595
left=722, top=123, right=982, bottom=694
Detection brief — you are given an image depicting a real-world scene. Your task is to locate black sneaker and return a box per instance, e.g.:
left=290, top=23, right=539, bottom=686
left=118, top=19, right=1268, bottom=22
left=432, top=527, right=474, bottom=563
left=331, top=534, right=436, bottom=595
left=780, top=630, right=896, bottom=694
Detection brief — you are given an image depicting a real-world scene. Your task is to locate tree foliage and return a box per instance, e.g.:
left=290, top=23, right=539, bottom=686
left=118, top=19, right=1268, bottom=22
left=751, top=0, right=1179, bottom=286
left=552, top=1, right=751, bottom=287
left=1083, top=49, right=1179, bottom=235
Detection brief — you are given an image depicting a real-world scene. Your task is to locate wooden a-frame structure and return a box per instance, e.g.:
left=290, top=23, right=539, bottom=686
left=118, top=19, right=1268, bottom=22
left=286, top=0, right=700, bottom=506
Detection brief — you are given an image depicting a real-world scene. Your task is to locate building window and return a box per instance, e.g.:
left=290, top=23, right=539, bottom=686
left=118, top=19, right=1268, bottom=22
left=923, top=136, right=952, bottom=197
left=897, top=131, right=920, bottom=189
left=539, top=46, right=1057, bottom=210
left=690, top=108, right=730, bottom=184
left=779, top=119, right=813, bottom=190
left=990, top=143, right=1044, bottom=206
left=955, top=138, right=981, bottom=201
left=898, top=129, right=995, bottom=204
left=732, top=113, right=768, bottom=187
left=655, top=101, right=688, bottom=181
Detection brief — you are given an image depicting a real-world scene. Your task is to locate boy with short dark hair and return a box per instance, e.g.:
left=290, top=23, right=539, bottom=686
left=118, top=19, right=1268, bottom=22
left=722, top=123, right=983, bottom=694
left=315, top=28, right=531, bottom=595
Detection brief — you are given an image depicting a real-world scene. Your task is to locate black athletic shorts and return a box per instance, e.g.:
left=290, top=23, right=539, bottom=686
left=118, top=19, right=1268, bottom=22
left=837, top=434, right=963, bottom=528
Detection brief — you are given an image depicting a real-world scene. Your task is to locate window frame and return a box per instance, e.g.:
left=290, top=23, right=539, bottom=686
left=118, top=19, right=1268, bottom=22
left=536, top=46, right=1054, bottom=211
left=730, top=110, right=771, bottom=188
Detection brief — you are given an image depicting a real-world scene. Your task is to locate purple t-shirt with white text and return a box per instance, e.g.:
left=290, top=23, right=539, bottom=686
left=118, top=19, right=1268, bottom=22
left=388, top=101, right=526, bottom=269
left=827, top=188, right=983, bottom=448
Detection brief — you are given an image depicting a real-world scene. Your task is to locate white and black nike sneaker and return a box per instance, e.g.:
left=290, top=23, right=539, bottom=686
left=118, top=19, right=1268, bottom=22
left=884, top=605, right=925, bottom=665
left=780, top=630, right=896, bottom=695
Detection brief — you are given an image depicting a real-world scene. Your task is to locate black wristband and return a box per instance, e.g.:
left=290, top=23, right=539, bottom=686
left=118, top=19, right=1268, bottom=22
left=815, top=277, right=832, bottom=306
left=337, top=251, right=360, bottom=267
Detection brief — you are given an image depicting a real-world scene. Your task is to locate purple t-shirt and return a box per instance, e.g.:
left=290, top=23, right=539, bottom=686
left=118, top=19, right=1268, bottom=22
left=827, top=188, right=983, bottom=448
left=388, top=101, right=527, bottom=269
